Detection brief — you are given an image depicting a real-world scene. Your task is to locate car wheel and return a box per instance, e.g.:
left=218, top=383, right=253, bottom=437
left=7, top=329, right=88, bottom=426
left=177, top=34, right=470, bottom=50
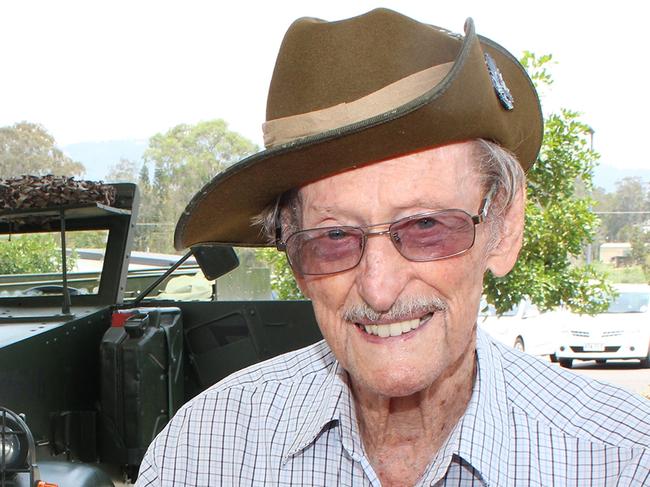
left=549, top=353, right=558, bottom=363
left=559, top=358, right=573, bottom=369
left=640, top=345, right=650, bottom=369
left=595, top=359, right=606, bottom=365
left=513, top=337, right=525, bottom=352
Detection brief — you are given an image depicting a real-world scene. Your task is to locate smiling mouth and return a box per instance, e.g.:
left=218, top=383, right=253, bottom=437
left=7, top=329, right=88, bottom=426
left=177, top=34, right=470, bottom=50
left=356, top=313, right=433, bottom=338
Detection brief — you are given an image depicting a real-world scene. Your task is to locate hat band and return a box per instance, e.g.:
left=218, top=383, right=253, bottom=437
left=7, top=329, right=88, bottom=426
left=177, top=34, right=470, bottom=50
left=262, top=62, right=453, bottom=148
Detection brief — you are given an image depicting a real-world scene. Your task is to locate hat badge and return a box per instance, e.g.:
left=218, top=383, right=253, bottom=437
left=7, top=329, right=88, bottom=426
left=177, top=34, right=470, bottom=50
left=484, top=53, right=514, bottom=110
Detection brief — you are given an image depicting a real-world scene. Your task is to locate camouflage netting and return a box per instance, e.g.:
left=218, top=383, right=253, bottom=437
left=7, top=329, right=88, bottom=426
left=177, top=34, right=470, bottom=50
left=0, top=175, right=116, bottom=211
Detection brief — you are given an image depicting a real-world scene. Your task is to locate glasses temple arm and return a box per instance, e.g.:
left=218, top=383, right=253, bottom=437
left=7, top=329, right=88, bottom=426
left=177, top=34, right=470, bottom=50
left=474, top=184, right=498, bottom=223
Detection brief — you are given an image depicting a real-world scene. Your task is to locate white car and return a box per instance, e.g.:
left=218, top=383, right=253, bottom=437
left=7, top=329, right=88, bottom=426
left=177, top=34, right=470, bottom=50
left=555, top=284, right=650, bottom=368
left=478, top=298, right=561, bottom=359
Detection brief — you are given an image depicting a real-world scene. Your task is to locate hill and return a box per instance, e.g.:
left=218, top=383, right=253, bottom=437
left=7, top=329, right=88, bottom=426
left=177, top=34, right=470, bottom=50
left=62, top=139, right=648, bottom=192
left=62, top=140, right=147, bottom=181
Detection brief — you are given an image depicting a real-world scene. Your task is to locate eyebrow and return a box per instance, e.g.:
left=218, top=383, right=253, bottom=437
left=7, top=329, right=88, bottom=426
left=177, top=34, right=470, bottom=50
left=305, top=197, right=456, bottom=223
left=396, top=198, right=450, bottom=211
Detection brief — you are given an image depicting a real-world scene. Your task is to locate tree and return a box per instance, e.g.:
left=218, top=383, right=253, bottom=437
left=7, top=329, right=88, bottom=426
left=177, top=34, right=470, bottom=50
left=256, top=248, right=303, bottom=299
left=483, top=53, right=613, bottom=314
left=0, top=122, right=85, bottom=179
left=595, top=177, right=649, bottom=242
left=0, top=234, right=75, bottom=274
left=628, top=227, right=650, bottom=282
left=106, top=158, right=140, bottom=183
left=137, top=119, right=258, bottom=253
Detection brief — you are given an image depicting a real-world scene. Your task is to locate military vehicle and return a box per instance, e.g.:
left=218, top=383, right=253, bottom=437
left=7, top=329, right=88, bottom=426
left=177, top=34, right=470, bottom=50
left=0, top=179, right=322, bottom=486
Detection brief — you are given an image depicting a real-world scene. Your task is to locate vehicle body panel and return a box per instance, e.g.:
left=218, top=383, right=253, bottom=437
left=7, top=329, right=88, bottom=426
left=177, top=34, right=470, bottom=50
left=556, top=284, right=650, bottom=365
left=478, top=298, right=561, bottom=357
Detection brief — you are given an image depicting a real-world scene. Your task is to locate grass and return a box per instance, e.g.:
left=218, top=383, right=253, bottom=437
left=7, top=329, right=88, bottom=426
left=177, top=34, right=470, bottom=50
left=591, top=263, right=648, bottom=284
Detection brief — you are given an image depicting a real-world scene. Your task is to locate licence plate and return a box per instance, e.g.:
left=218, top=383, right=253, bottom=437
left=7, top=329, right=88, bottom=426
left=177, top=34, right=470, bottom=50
left=584, top=343, right=605, bottom=352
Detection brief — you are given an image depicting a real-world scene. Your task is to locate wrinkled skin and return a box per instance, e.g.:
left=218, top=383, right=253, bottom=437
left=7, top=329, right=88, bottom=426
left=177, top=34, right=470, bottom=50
left=294, top=141, right=524, bottom=486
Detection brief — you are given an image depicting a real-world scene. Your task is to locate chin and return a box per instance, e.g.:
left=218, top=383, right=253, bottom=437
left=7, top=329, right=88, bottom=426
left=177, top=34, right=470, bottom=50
left=354, top=364, right=442, bottom=399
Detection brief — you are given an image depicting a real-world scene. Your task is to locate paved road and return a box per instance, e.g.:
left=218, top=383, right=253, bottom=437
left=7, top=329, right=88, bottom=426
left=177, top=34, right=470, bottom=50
left=549, top=359, right=650, bottom=397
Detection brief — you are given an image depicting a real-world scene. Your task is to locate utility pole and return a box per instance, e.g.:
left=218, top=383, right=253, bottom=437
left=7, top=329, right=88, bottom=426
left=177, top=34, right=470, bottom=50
left=586, top=127, right=595, bottom=265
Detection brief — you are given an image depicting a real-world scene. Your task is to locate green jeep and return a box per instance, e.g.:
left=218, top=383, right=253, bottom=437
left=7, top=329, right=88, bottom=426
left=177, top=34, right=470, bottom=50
left=0, top=179, right=321, bottom=486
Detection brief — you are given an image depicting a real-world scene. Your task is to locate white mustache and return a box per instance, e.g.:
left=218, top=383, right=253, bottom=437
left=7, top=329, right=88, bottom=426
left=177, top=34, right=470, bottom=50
left=342, top=295, right=448, bottom=323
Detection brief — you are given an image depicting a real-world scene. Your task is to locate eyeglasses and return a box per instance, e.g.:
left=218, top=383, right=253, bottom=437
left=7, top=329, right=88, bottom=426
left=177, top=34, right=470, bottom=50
left=276, top=186, right=496, bottom=276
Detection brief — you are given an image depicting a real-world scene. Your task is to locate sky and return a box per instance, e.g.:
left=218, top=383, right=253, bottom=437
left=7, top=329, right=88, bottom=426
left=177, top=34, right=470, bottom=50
left=2, top=0, right=649, bottom=172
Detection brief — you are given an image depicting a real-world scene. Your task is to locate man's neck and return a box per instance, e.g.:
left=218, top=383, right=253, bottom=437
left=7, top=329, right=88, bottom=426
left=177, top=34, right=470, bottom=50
left=352, top=340, right=477, bottom=487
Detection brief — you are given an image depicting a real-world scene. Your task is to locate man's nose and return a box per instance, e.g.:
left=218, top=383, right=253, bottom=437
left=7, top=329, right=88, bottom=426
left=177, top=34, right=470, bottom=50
left=356, top=232, right=411, bottom=313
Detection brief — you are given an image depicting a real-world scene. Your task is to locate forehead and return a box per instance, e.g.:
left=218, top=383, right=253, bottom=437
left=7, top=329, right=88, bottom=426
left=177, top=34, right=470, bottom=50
left=299, top=141, right=481, bottom=218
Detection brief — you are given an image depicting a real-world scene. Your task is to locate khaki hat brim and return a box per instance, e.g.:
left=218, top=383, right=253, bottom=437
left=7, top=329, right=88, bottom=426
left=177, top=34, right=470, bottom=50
left=174, top=15, right=542, bottom=250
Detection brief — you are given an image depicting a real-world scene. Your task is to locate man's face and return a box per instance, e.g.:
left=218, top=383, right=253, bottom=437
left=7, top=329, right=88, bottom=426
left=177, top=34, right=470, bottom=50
left=294, top=141, right=517, bottom=398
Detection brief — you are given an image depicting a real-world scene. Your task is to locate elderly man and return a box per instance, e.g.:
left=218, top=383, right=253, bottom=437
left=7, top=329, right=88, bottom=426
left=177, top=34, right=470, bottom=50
left=137, top=9, right=650, bottom=486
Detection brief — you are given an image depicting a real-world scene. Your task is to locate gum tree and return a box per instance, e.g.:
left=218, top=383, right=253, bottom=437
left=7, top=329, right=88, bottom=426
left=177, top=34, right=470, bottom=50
left=483, top=53, right=613, bottom=314
left=0, top=122, right=85, bottom=178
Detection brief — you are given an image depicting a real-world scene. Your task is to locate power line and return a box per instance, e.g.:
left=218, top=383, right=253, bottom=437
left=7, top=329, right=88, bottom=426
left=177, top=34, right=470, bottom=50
left=593, top=211, right=650, bottom=215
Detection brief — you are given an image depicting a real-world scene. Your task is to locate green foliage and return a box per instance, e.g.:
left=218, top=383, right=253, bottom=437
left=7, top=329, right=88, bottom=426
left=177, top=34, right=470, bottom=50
left=484, top=53, right=614, bottom=314
left=629, top=227, right=649, bottom=265
left=65, top=230, right=108, bottom=250
left=106, top=158, right=140, bottom=183
left=0, top=122, right=85, bottom=178
left=520, top=52, right=554, bottom=90
left=594, top=177, right=649, bottom=241
left=628, top=227, right=650, bottom=282
left=0, top=234, right=75, bottom=274
left=136, top=119, right=258, bottom=253
left=255, top=248, right=304, bottom=300
left=592, top=262, right=647, bottom=284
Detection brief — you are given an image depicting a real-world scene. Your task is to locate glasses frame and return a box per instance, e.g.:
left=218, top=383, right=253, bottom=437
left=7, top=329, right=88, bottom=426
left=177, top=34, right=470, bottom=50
left=275, top=185, right=497, bottom=276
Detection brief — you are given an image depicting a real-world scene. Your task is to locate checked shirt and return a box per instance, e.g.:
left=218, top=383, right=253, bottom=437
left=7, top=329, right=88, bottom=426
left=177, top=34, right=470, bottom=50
left=137, top=328, right=650, bottom=486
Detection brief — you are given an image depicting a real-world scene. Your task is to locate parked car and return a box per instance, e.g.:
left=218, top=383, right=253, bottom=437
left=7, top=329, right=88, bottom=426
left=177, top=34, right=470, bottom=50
left=478, top=298, right=561, bottom=360
left=555, top=283, right=650, bottom=369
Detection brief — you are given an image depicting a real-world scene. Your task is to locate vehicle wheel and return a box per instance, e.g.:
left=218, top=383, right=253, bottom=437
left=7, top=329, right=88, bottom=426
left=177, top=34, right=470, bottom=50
left=595, top=359, right=607, bottom=365
left=640, top=345, right=650, bottom=368
left=513, top=337, right=525, bottom=352
left=549, top=353, right=558, bottom=363
left=559, top=358, right=573, bottom=369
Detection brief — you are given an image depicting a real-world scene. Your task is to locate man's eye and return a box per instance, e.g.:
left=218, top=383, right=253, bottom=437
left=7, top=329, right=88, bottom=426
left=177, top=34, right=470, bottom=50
left=416, top=217, right=437, bottom=229
left=327, top=228, right=348, bottom=240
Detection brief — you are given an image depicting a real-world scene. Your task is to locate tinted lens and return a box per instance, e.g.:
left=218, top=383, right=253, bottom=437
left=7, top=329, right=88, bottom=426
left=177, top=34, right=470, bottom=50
left=390, top=210, right=475, bottom=261
left=286, top=226, right=364, bottom=275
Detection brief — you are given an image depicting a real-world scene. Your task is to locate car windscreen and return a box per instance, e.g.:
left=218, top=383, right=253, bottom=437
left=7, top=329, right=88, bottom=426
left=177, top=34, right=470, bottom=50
left=606, top=292, right=650, bottom=313
left=478, top=299, right=519, bottom=317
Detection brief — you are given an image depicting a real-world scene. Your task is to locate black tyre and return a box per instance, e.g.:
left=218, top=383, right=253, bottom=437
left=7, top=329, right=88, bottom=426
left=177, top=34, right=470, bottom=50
left=514, top=337, right=525, bottom=352
left=640, top=344, right=650, bottom=369
left=559, top=358, right=573, bottom=369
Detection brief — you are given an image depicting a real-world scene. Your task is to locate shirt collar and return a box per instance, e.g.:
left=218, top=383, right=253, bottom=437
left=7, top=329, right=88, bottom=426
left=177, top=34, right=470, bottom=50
left=283, top=330, right=513, bottom=485
left=452, top=328, right=512, bottom=486
left=283, top=345, right=358, bottom=462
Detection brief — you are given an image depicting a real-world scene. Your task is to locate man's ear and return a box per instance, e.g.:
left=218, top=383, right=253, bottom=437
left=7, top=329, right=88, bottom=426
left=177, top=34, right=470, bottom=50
left=486, top=187, right=525, bottom=277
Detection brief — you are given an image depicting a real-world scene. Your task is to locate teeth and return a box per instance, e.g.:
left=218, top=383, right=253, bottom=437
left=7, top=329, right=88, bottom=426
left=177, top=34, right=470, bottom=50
left=363, top=318, right=421, bottom=337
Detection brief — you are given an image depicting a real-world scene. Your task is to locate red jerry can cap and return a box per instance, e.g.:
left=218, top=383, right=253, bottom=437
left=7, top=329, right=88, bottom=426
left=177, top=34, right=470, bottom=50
left=111, top=310, right=135, bottom=327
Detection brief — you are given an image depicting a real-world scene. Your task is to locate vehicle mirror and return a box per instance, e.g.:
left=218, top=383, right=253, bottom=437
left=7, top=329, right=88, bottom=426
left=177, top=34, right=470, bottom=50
left=191, top=244, right=239, bottom=281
